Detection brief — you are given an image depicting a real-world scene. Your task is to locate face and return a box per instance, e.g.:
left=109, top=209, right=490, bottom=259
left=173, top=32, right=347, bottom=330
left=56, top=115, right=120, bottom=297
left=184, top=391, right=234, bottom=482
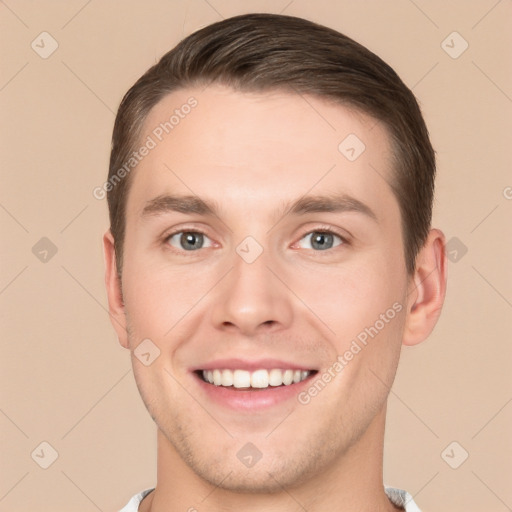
left=114, top=84, right=412, bottom=491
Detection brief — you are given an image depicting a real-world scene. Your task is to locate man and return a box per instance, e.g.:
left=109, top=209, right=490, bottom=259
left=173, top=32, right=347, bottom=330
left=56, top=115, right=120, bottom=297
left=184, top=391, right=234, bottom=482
left=103, top=13, right=446, bottom=512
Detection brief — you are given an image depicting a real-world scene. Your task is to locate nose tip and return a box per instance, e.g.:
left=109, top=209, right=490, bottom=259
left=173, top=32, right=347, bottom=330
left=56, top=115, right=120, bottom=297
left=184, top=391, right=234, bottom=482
left=220, top=317, right=278, bottom=334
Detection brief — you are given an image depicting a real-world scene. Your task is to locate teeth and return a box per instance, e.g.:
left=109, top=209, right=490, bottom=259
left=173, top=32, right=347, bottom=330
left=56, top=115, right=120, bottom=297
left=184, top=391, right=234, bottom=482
left=250, top=369, right=268, bottom=388
left=201, top=368, right=312, bottom=388
left=221, top=369, right=233, bottom=386
left=269, top=368, right=283, bottom=386
left=282, top=369, right=293, bottom=385
left=233, top=369, right=251, bottom=388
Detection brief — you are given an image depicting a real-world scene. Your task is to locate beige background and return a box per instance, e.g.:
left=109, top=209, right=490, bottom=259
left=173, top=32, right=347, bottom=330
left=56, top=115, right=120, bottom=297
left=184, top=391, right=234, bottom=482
left=1, top=1, right=511, bottom=511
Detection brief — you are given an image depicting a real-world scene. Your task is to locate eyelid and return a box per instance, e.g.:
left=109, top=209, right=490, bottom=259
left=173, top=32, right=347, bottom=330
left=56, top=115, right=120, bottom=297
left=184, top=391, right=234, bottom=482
left=160, top=223, right=351, bottom=253
left=162, top=223, right=211, bottom=240
left=162, top=225, right=217, bottom=253
left=294, top=223, right=351, bottom=246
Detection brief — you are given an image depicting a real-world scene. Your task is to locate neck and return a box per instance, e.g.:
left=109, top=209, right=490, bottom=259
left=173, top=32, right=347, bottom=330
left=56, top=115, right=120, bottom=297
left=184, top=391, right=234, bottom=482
left=141, top=403, right=400, bottom=512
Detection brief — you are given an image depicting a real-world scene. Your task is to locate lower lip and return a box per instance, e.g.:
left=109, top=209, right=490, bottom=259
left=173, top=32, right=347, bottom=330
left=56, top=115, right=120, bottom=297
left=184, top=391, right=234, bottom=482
left=192, top=372, right=316, bottom=410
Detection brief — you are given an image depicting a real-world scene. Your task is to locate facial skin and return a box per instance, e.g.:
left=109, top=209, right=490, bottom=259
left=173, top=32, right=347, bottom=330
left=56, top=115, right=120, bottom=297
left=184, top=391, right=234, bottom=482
left=104, top=84, right=446, bottom=512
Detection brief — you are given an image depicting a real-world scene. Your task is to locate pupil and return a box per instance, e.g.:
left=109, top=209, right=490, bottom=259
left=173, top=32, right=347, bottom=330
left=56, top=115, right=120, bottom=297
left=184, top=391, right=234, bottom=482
left=312, top=232, right=332, bottom=250
left=181, top=232, right=203, bottom=250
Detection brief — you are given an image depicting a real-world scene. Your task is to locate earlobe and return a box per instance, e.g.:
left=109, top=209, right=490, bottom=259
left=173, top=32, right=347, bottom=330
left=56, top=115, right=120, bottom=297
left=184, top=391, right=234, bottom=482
left=103, top=229, right=129, bottom=348
left=402, top=228, right=447, bottom=346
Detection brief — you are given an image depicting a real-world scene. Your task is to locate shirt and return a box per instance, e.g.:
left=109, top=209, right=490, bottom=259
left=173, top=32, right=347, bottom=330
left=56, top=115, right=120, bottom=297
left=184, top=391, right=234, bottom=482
left=119, top=485, right=421, bottom=511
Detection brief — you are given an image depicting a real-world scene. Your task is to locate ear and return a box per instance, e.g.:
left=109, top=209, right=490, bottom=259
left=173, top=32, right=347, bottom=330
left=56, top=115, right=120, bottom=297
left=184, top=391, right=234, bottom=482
left=103, top=229, right=129, bottom=349
left=402, top=228, right=447, bottom=346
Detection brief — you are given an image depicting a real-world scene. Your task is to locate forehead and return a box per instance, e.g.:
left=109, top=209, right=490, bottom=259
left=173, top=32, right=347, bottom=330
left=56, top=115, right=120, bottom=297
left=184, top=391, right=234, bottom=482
left=126, top=84, right=398, bottom=227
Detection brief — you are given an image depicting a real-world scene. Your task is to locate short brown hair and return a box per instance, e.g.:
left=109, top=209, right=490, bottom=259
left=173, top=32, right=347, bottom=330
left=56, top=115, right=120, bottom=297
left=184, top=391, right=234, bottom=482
left=107, top=13, right=435, bottom=276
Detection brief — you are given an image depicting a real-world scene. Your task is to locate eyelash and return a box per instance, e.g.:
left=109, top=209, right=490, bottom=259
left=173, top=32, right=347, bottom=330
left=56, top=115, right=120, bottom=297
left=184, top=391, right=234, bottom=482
left=292, top=224, right=350, bottom=254
left=162, top=224, right=350, bottom=254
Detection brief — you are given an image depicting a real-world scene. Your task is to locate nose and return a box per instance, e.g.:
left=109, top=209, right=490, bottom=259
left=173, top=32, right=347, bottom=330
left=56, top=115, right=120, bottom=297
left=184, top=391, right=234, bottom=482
left=210, top=246, right=293, bottom=336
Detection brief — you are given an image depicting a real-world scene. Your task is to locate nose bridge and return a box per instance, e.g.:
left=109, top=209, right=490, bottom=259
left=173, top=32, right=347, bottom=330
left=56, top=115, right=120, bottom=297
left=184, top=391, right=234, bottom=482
left=232, top=240, right=273, bottom=297
left=210, top=238, right=293, bottom=334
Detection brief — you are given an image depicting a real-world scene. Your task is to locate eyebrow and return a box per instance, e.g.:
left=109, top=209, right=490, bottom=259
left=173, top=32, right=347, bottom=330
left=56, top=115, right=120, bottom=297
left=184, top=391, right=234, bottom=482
left=141, top=194, right=218, bottom=217
left=287, top=194, right=377, bottom=222
left=141, top=193, right=378, bottom=223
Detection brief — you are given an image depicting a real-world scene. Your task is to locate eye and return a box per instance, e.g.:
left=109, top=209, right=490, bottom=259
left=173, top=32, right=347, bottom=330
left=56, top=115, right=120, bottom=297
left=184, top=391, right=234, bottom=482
left=297, top=230, right=344, bottom=251
left=166, top=231, right=213, bottom=251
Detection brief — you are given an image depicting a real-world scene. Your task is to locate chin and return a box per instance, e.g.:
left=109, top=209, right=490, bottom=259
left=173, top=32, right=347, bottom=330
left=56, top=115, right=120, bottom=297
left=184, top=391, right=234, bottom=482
left=176, top=438, right=329, bottom=495
left=195, top=464, right=304, bottom=494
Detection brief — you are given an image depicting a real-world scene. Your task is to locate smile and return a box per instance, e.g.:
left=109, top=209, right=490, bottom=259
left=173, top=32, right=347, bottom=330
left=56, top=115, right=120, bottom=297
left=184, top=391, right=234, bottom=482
left=198, top=368, right=316, bottom=389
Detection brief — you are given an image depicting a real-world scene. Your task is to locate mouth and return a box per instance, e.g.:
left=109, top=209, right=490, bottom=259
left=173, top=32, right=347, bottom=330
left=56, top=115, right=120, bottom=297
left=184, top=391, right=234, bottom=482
left=190, top=358, right=320, bottom=410
left=194, top=368, right=318, bottom=390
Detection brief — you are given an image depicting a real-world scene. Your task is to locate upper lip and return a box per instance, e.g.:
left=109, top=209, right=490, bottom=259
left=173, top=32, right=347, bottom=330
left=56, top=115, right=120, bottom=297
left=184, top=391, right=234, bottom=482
left=192, top=358, right=317, bottom=372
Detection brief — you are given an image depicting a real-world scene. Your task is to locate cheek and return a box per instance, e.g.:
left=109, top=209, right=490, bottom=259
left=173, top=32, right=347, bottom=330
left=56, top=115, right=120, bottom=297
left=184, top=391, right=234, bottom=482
left=288, top=256, right=408, bottom=391
left=121, top=250, right=217, bottom=340
left=291, top=259, right=404, bottom=339
left=295, top=263, right=406, bottom=409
